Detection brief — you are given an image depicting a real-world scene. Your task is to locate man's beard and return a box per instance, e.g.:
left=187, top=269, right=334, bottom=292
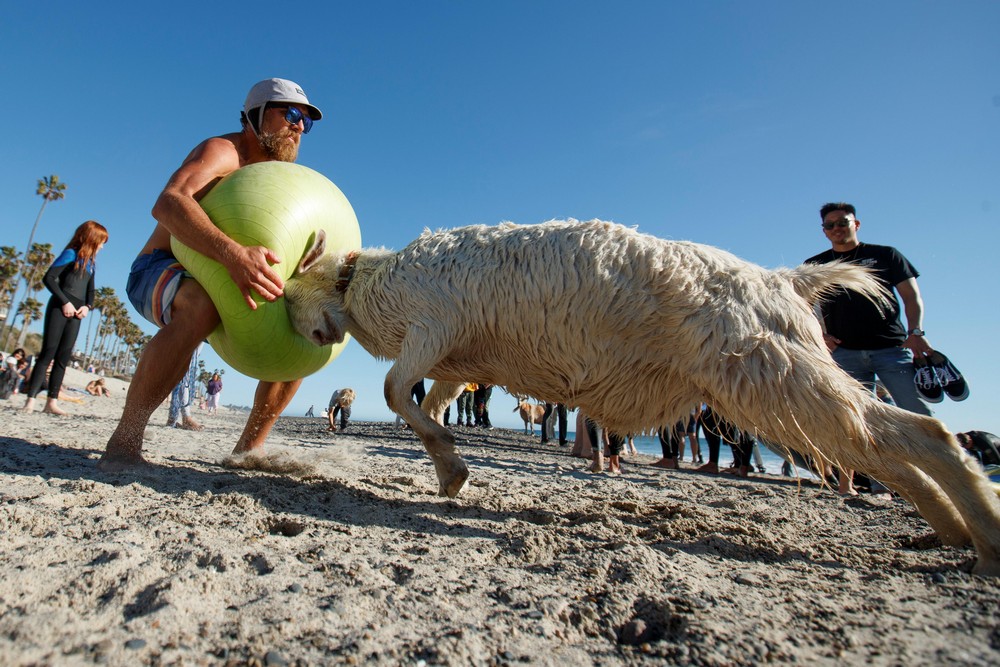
left=258, top=129, right=299, bottom=162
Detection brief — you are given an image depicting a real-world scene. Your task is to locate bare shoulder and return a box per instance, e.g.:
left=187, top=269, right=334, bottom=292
left=166, top=133, right=244, bottom=199
left=182, top=133, right=244, bottom=172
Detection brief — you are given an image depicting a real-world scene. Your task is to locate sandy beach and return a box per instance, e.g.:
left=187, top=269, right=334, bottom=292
left=1, top=368, right=999, bottom=666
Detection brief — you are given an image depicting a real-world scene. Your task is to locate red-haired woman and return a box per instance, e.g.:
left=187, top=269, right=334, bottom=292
left=23, top=220, right=108, bottom=414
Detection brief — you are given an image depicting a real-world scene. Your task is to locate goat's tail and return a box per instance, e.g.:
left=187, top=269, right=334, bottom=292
left=778, top=260, right=891, bottom=308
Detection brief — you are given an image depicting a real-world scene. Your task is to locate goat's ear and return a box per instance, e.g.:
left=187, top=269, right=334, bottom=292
left=297, top=230, right=327, bottom=274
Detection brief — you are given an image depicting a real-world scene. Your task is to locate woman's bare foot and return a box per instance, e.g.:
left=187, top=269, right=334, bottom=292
left=22, top=397, right=36, bottom=413
left=43, top=399, right=67, bottom=416
left=838, top=480, right=858, bottom=496
left=696, top=462, right=719, bottom=473
left=838, top=469, right=857, bottom=496
left=590, top=451, right=605, bottom=473
left=651, top=457, right=679, bottom=469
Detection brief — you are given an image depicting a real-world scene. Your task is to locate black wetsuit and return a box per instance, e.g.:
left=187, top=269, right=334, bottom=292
left=700, top=406, right=754, bottom=468
left=586, top=417, right=624, bottom=457
left=658, top=421, right=685, bottom=459
left=25, top=249, right=95, bottom=399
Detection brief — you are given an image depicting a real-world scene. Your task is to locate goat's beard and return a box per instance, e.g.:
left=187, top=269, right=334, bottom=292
left=257, top=129, right=299, bottom=162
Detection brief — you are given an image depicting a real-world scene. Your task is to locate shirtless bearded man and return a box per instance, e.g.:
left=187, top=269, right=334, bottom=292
left=99, top=78, right=323, bottom=470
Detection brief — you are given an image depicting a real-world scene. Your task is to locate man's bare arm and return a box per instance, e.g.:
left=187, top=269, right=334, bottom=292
left=153, top=137, right=284, bottom=308
left=896, top=277, right=932, bottom=356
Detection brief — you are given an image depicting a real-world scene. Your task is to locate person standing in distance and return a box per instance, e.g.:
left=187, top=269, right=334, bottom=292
left=23, top=220, right=108, bottom=415
left=99, top=78, right=323, bottom=470
left=805, top=202, right=935, bottom=494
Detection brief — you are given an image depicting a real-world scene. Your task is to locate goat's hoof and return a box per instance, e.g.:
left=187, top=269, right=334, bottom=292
left=972, top=557, right=1000, bottom=577
left=936, top=530, right=973, bottom=549
left=437, top=462, right=470, bottom=498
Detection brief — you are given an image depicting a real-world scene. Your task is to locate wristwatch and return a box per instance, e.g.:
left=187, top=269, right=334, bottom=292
left=908, top=328, right=925, bottom=336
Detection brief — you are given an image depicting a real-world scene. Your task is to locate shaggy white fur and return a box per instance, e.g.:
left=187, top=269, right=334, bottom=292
left=285, top=219, right=1000, bottom=575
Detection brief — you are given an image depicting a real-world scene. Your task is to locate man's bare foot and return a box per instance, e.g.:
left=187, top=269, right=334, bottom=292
left=43, top=400, right=67, bottom=416
left=590, top=452, right=605, bottom=473
left=651, top=457, right=679, bottom=469
left=98, top=434, right=149, bottom=472
left=179, top=417, right=203, bottom=431
left=22, top=397, right=37, bottom=413
left=696, top=462, right=719, bottom=473
left=230, top=441, right=265, bottom=456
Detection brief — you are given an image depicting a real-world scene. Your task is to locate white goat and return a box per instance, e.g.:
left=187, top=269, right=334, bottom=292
left=284, top=219, right=1000, bottom=575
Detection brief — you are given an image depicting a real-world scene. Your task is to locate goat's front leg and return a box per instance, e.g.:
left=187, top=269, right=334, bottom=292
left=384, top=338, right=469, bottom=497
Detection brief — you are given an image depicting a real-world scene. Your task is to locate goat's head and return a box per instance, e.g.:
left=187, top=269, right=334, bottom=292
left=284, top=229, right=351, bottom=347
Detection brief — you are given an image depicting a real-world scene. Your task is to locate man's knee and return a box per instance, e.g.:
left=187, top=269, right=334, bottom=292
left=169, top=280, right=220, bottom=335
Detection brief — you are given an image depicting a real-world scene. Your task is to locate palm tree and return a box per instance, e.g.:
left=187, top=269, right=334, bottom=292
left=15, top=243, right=55, bottom=348
left=1, top=175, right=67, bottom=346
left=94, top=297, right=127, bottom=369
left=95, top=290, right=123, bottom=367
left=22, top=243, right=54, bottom=295
left=30, top=176, right=67, bottom=256
left=85, top=286, right=117, bottom=365
left=110, top=310, right=133, bottom=374
left=9, top=298, right=43, bottom=346
left=120, top=322, right=145, bottom=374
left=0, top=245, right=21, bottom=323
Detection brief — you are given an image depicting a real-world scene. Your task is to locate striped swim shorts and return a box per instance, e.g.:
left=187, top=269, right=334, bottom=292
left=126, top=249, right=190, bottom=328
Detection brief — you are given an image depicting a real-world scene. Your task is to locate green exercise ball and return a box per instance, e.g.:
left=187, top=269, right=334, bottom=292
left=171, top=161, right=361, bottom=381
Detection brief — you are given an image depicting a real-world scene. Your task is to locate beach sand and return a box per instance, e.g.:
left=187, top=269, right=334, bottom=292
left=2, top=368, right=999, bottom=665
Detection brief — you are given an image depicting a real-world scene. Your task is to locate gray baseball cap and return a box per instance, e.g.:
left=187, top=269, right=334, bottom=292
left=244, top=78, right=323, bottom=123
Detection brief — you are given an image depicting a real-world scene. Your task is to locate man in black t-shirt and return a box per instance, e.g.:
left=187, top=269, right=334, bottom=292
left=805, top=202, right=934, bottom=417
left=806, top=202, right=936, bottom=495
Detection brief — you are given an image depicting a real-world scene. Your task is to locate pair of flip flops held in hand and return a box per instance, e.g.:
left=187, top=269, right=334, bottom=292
left=913, top=351, right=969, bottom=403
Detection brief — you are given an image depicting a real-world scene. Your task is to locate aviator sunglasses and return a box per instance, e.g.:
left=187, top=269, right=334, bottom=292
left=821, top=218, right=853, bottom=230
left=273, top=105, right=313, bottom=134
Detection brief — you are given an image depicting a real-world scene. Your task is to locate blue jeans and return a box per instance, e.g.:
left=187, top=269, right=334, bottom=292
left=832, top=346, right=931, bottom=416
left=833, top=345, right=931, bottom=494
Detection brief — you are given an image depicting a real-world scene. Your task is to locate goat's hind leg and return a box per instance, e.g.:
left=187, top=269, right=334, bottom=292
left=867, top=403, right=1000, bottom=576
left=422, top=380, right=465, bottom=425
left=866, top=459, right=970, bottom=547
left=385, top=334, right=470, bottom=498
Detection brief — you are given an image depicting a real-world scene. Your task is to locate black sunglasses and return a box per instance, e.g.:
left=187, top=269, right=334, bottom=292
left=821, top=219, right=853, bottom=230
left=273, top=105, right=313, bottom=134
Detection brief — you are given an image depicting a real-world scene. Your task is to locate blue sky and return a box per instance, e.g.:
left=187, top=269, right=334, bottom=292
left=2, top=1, right=998, bottom=433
